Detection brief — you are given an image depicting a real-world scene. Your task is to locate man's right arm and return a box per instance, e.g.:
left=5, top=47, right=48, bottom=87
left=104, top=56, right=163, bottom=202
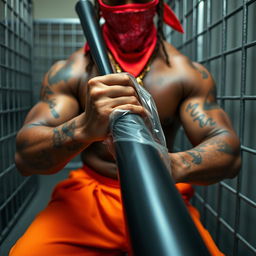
left=15, top=58, right=93, bottom=176
left=15, top=62, right=147, bottom=176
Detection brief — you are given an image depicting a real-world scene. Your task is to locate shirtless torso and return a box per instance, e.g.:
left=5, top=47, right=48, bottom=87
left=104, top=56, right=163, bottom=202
left=81, top=44, right=184, bottom=178
left=15, top=42, right=240, bottom=184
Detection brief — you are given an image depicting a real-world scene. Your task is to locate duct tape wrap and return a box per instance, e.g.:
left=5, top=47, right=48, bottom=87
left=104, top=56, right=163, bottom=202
left=109, top=73, right=171, bottom=170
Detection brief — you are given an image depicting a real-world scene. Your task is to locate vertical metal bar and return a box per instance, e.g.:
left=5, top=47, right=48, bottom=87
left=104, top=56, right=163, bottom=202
left=214, top=0, right=227, bottom=245
left=232, top=0, right=248, bottom=255
left=0, top=0, right=37, bottom=243
left=192, top=0, right=197, bottom=61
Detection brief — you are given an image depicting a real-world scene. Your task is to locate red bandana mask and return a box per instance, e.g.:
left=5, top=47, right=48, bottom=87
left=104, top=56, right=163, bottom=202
left=99, top=0, right=158, bottom=53
left=85, top=0, right=184, bottom=77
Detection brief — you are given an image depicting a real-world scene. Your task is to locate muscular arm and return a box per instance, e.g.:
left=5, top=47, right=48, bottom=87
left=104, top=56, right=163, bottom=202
left=170, top=63, right=241, bottom=185
left=15, top=55, right=146, bottom=176
left=15, top=56, right=91, bottom=176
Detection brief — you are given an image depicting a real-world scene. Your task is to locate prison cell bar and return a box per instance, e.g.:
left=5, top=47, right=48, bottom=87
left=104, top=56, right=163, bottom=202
left=75, top=0, right=210, bottom=255
left=169, top=0, right=256, bottom=255
left=0, top=0, right=38, bottom=243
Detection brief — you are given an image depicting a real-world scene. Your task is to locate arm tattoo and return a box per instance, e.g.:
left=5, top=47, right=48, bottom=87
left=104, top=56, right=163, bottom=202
left=53, top=121, right=83, bottom=151
left=25, top=121, right=46, bottom=128
left=184, top=136, right=236, bottom=166
left=197, top=137, right=235, bottom=156
left=186, top=144, right=206, bottom=165
left=48, top=60, right=75, bottom=85
left=41, top=85, right=60, bottom=118
left=53, top=128, right=63, bottom=148
left=45, top=99, right=60, bottom=119
left=188, top=61, right=209, bottom=79
left=216, top=141, right=235, bottom=155
left=186, top=151, right=202, bottom=165
left=62, top=121, right=76, bottom=138
left=203, top=86, right=220, bottom=111
left=178, top=153, right=191, bottom=168
left=186, top=103, right=216, bottom=128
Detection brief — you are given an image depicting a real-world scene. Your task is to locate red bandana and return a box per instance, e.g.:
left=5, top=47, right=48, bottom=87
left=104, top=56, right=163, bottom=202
left=85, top=0, right=183, bottom=77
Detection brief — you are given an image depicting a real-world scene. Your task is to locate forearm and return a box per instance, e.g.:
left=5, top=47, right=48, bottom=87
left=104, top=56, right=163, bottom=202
left=170, top=132, right=241, bottom=185
left=15, top=114, right=91, bottom=176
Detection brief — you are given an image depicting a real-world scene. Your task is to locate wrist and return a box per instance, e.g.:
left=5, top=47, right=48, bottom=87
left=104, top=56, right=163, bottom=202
left=74, top=113, right=97, bottom=145
left=169, top=152, right=190, bottom=183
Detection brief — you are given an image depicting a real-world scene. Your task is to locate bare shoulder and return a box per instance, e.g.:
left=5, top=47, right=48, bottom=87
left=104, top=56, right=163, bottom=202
left=163, top=42, right=216, bottom=97
left=41, top=48, right=88, bottom=96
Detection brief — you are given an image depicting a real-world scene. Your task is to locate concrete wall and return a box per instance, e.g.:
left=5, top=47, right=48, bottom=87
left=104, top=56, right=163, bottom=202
left=32, top=0, right=79, bottom=19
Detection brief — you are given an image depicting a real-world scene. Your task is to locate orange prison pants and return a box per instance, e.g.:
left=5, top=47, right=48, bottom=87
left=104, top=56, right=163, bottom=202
left=9, top=165, right=224, bottom=256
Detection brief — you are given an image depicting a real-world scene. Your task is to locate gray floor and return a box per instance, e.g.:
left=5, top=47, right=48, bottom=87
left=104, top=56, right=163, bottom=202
left=0, top=161, right=82, bottom=256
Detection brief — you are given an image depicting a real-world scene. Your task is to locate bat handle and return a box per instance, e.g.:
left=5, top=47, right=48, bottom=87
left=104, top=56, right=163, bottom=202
left=75, top=0, right=113, bottom=75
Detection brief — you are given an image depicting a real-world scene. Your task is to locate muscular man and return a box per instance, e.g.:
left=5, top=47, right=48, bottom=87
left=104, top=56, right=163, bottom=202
left=10, top=0, right=240, bottom=255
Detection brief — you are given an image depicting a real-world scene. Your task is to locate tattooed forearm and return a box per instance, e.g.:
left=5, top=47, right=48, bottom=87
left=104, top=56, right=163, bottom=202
left=53, top=121, right=82, bottom=151
left=178, top=153, right=191, bottom=168
left=62, top=121, right=76, bottom=138
left=216, top=141, right=235, bottom=155
left=186, top=103, right=216, bottom=128
left=185, top=143, right=207, bottom=165
left=184, top=136, right=236, bottom=167
left=53, top=122, right=75, bottom=148
left=53, top=128, right=63, bottom=148
left=48, top=60, right=75, bottom=85
left=186, top=151, right=202, bottom=164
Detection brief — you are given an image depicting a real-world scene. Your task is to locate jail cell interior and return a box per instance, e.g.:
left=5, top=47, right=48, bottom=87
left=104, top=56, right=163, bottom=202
left=0, top=0, right=38, bottom=246
left=33, top=19, right=85, bottom=102
left=169, top=0, right=256, bottom=255
left=0, top=0, right=256, bottom=255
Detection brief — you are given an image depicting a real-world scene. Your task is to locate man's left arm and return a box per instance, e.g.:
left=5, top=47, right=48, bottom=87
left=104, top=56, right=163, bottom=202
left=170, top=64, right=241, bottom=185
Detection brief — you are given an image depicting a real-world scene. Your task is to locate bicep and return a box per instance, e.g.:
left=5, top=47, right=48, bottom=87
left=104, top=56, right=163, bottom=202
left=23, top=59, right=82, bottom=127
left=179, top=84, right=235, bottom=146
left=23, top=93, right=80, bottom=127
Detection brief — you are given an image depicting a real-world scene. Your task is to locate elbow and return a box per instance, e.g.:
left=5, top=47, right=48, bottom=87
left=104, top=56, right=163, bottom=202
left=15, top=152, right=32, bottom=176
left=227, top=138, right=241, bottom=179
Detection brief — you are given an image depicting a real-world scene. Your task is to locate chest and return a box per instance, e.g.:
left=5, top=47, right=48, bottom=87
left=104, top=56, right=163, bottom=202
left=142, top=71, right=183, bottom=125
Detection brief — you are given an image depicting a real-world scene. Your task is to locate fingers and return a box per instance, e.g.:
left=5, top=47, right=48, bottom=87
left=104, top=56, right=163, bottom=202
left=88, top=73, right=139, bottom=101
left=90, top=85, right=137, bottom=99
left=110, top=96, right=140, bottom=108
left=88, top=73, right=134, bottom=87
left=84, top=73, right=148, bottom=142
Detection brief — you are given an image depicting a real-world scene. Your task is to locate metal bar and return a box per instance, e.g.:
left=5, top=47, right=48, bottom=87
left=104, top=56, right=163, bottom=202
left=241, top=145, right=256, bottom=154
left=34, top=18, right=80, bottom=24
left=232, top=0, right=248, bottom=254
left=0, top=177, right=38, bottom=242
left=0, top=0, right=37, bottom=244
left=170, top=0, right=256, bottom=255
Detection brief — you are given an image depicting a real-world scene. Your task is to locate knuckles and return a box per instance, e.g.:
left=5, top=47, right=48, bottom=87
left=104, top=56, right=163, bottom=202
left=90, top=86, right=106, bottom=99
left=130, top=95, right=139, bottom=104
left=120, top=73, right=131, bottom=84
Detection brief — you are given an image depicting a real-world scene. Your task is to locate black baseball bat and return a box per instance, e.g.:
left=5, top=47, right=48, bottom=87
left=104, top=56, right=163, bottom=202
left=75, top=1, right=210, bottom=255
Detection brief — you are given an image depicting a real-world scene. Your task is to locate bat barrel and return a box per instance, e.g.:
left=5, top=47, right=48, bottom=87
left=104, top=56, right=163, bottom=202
left=75, top=1, right=210, bottom=255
